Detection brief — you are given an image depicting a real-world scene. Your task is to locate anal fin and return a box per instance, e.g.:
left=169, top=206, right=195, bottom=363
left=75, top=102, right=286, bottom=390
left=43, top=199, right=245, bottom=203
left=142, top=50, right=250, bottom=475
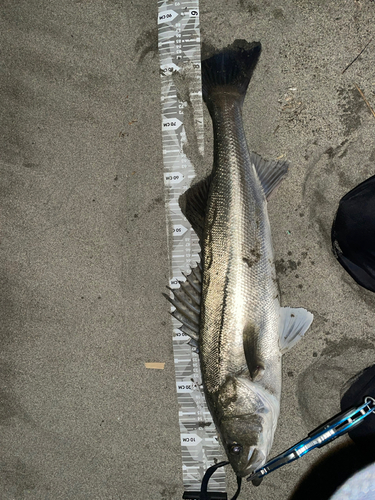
left=250, top=152, right=289, bottom=199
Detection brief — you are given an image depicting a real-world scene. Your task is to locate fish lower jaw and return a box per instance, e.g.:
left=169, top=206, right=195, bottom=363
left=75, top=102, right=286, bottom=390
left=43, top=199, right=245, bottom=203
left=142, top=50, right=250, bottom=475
left=231, top=448, right=266, bottom=477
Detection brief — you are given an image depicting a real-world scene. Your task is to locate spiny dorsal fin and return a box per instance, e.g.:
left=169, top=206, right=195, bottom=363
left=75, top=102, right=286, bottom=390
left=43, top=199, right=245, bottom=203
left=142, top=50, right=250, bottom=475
left=164, top=263, right=202, bottom=344
left=250, top=152, right=289, bottom=200
left=178, top=175, right=212, bottom=241
left=279, top=307, right=314, bottom=354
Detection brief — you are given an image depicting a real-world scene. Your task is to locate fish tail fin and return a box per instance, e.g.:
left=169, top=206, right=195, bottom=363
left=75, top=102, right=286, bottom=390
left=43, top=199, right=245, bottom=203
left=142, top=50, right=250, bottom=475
left=202, top=40, right=261, bottom=108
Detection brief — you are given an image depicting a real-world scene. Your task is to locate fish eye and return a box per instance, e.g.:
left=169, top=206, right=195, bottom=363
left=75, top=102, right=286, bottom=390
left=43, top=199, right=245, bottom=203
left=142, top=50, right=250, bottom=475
left=229, top=443, right=243, bottom=455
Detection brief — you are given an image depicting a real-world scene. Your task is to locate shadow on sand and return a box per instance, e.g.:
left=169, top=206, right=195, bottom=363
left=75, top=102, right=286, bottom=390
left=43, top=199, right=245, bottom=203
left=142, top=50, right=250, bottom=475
left=290, top=438, right=375, bottom=500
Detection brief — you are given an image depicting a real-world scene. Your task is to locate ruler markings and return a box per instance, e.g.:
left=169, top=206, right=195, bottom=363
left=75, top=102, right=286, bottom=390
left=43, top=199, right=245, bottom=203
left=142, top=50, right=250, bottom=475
left=158, top=0, right=226, bottom=493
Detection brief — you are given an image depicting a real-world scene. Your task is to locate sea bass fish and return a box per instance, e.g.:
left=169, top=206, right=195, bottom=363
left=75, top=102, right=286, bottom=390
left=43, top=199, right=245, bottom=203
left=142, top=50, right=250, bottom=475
left=165, top=40, right=313, bottom=478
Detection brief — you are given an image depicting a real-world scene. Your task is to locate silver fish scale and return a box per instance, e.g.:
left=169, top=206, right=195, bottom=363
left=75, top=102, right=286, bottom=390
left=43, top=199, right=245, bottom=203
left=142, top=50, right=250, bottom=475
left=200, top=97, right=282, bottom=401
left=169, top=44, right=312, bottom=476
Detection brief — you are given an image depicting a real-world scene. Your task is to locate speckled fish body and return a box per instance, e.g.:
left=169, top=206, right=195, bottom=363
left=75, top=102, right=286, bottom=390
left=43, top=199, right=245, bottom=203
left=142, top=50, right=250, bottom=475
left=165, top=40, right=313, bottom=478
left=200, top=42, right=284, bottom=477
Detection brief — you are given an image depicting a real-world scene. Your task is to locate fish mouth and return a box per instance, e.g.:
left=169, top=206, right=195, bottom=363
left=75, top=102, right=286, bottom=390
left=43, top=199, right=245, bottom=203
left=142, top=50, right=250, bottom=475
left=236, top=448, right=266, bottom=477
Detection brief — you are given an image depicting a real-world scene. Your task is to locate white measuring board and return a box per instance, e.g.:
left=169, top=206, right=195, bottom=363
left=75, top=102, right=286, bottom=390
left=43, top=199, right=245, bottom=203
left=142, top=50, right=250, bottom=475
left=157, top=0, right=227, bottom=494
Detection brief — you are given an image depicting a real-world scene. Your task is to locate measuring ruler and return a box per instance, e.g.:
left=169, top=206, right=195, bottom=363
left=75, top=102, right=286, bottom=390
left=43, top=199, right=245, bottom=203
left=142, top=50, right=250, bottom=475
left=157, top=0, right=227, bottom=495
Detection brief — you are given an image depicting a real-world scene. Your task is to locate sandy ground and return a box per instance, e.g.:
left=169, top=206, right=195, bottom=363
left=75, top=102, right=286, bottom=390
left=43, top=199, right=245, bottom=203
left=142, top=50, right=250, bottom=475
left=1, top=0, right=375, bottom=499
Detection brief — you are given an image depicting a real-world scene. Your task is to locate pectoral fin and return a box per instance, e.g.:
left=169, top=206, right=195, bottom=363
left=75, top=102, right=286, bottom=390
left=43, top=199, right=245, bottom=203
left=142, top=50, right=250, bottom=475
left=279, top=307, right=314, bottom=354
left=243, top=322, right=265, bottom=381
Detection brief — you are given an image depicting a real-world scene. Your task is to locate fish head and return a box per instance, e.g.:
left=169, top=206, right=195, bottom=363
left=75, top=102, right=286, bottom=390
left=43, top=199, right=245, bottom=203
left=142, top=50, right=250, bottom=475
left=216, top=376, right=280, bottom=477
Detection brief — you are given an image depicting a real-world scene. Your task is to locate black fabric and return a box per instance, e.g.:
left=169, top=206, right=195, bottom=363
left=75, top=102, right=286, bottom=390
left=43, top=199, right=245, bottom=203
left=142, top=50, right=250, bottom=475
left=182, top=491, right=227, bottom=499
left=332, top=175, right=375, bottom=292
left=341, top=364, right=375, bottom=444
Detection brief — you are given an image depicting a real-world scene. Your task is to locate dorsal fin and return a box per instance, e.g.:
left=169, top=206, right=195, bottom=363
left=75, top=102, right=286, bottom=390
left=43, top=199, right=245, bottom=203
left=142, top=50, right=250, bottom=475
left=178, top=175, right=212, bottom=241
left=164, top=262, right=202, bottom=344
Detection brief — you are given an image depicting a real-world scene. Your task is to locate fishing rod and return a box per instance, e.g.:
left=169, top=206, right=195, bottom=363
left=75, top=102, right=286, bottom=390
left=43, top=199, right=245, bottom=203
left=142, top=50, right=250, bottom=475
left=186, top=397, right=375, bottom=500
